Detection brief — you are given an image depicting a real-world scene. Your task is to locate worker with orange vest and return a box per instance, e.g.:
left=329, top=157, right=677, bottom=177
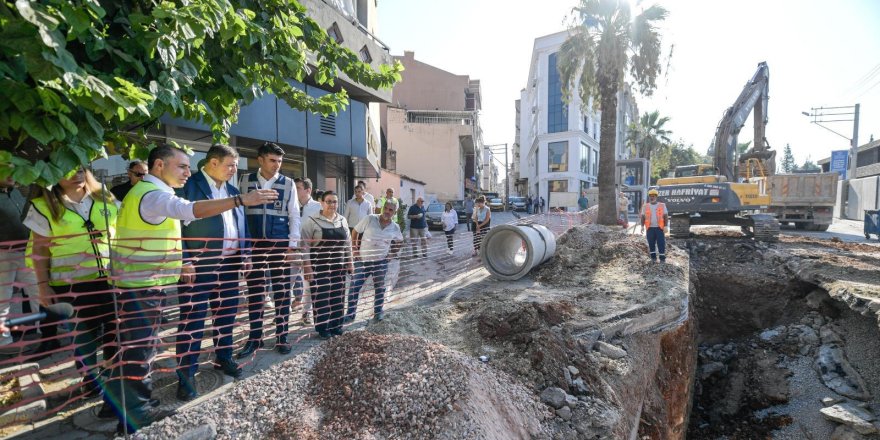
left=640, top=189, right=669, bottom=263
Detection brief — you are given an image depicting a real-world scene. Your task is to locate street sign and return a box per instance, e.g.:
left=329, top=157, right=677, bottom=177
left=830, top=150, right=848, bottom=179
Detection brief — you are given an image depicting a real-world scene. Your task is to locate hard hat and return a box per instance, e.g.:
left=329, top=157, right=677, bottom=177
left=648, top=189, right=659, bottom=196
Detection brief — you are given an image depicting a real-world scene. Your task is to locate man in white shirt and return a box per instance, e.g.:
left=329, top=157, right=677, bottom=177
left=107, top=144, right=277, bottom=435
left=175, top=145, right=249, bottom=401
left=357, top=180, right=375, bottom=206
left=293, top=177, right=321, bottom=323
left=346, top=199, right=403, bottom=323
left=344, top=184, right=374, bottom=232
left=238, top=142, right=301, bottom=358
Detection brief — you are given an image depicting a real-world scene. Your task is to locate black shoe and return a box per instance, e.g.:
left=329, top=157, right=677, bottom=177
left=275, top=337, right=291, bottom=355
left=176, top=382, right=198, bottom=402
left=115, top=407, right=175, bottom=435
left=80, top=380, right=102, bottom=399
left=317, top=331, right=332, bottom=339
left=373, top=312, right=385, bottom=322
left=342, top=316, right=354, bottom=324
left=214, top=358, right=242, bottom=379
left=330, top=328, right=344, bottom=337
left=236, top=340, right=264, bottom=359
left=97, top=402, right=116, bottom=419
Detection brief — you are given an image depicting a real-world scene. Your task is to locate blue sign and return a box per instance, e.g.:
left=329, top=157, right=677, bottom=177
left=830, top=150, right=849, bottom=179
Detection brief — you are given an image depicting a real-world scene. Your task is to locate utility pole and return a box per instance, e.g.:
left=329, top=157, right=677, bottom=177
left=484, top=143, right=509, bottom=211
left=801, top=103, right=861, bottom=219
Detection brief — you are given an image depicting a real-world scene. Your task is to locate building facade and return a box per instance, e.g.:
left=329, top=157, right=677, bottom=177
left=518, top=31, right=601, bottom=211
left=381, top=51, right=484, bottom=202
left=93, top=0, right=390, bottom=204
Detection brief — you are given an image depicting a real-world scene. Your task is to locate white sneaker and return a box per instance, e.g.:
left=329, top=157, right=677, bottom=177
left=447, top=249, right=453, bottom=255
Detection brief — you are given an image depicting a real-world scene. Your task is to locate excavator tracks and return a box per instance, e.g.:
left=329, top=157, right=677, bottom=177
left=670, top=215, right=691, bottom=238
left=750, top=214, right=780, bottom=242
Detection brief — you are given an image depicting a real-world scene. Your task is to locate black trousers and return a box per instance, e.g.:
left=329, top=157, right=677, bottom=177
left=245, top=241, right=291, bottom=340
left=312, top=267, right=346, bottom=334
left=103, top=286, right=167, bottom=433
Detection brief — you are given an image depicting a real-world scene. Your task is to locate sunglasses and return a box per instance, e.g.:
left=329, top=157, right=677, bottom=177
left=131, top=171, right=146, bottom=177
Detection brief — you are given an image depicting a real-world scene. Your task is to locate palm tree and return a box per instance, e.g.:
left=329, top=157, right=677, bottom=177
left=558, top=0, right=667, bottom=225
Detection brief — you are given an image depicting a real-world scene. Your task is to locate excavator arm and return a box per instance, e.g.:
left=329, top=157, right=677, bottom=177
left=712, top=62, right=774, bottom=181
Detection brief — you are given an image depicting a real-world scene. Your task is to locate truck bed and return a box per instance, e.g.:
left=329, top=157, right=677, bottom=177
left=768, top=173, right=838, bottom=207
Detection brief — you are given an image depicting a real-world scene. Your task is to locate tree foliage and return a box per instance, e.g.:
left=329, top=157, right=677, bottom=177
left=781, top=143, right=795, bottom=173
left=795, top=157, right=820, bottom=172
left=626, top=109, right=671, bottom=178
left=558, top=0, right=667, bottom=225
left=653, top=140, right=709, bottom=182
left=0, top=0, right=403, bottom=186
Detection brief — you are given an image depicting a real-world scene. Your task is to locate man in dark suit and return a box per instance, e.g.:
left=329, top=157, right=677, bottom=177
left=174, top=145, right=248, bottom=401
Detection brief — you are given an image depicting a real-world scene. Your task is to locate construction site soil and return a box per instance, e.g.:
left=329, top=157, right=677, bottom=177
left=134, top=225, right=880, bottom=440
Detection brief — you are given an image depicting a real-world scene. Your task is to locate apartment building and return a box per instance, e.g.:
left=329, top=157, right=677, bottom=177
left=381, top=51, right=484, bottom=202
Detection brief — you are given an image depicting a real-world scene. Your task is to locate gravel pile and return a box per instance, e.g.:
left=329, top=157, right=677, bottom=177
left=306, top=331, right=470, bottom=439
left=134, top=331, right=550, bottom=440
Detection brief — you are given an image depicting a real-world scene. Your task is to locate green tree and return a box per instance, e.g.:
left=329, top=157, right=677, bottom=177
left=653, top=141, right=705, bottom=182
left=558, top=0, right=667, bottom=225
left=626, top=110, right=671, bottom=179
left=781, top=143, right=796, bottom=173
left=798, top=157, right=820, bottom=172
left=0, top=0, right=403, bottom=186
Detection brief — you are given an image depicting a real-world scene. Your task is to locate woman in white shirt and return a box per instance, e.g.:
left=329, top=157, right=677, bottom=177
left=441, top=202, right=458, bottom=255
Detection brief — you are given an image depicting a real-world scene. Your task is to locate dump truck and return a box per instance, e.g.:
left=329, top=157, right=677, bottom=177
left=767, top=172, right=838, bottom=231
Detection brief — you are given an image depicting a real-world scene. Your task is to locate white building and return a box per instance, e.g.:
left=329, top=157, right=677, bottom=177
left=518, top=31, right=637, bottom=210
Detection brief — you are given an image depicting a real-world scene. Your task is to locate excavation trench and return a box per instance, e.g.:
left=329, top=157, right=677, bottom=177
left=682, top=238, right=880, bottom=440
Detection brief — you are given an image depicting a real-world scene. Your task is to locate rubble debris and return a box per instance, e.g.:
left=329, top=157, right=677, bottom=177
left=815, top=327, right=871, bottom=401
left=595, top=341, right=627, bottom=359
left=820, top=403, right=878, bottom=435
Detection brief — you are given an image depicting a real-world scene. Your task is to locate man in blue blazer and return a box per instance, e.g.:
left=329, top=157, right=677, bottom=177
left=174, top=144, right=249, bottom=401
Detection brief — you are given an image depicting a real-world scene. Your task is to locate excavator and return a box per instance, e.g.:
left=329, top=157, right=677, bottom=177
left=657, top=62, right=780, bottom=241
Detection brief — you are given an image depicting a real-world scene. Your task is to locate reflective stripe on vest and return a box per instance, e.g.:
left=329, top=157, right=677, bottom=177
left=25, top=197, right=117, bottom=286
left=111, top=181, right=182, bottom=288
left=643, top=202, right=666, bottom=229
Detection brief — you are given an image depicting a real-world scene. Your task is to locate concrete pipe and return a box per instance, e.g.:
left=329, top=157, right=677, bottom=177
left=480, top=223, right=557, bottom=280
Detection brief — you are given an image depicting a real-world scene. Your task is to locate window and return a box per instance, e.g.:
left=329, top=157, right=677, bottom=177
left=548, top=141, right=568, bottom=172
left=592, top=149, right=598, bottom=175
left=580, top=142, right=589, bottom=173
left=359, top=46, right=372, bottom=63
left=583, top=116, right=589, bottom=135
left=327, top=23, right=343, bottom=43
left=580, top=180, right=590, bottom=192
left=547, top=53, right=567, bottom=133
left=549, top=180, right=568, bottom=192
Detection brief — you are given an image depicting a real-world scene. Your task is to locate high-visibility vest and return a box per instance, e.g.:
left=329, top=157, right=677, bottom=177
left=377, top=197, right=398, bottom=210
left=643, top=202, right=667, bottom=229
left=25, top=196, right=117, bottom=286
left=111, top=181, right=182, bottom=288
left=240, top=173, right=293, bottom=239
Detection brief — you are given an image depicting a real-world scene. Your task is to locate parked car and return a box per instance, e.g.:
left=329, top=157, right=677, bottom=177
left=451, top=200, right=468, bottom=223
left=488, top=198, right=504, bottom=211
left=425, top=203, right=445, bottom=230
left=508, top=196, right=527, bottom=212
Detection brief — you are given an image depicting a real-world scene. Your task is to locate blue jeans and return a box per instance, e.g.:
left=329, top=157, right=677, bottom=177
left=646, top=227, right=666, bottom=261
left=346, top=259, right=389, bottom=319
left=176, top=255, right=241, bottom=380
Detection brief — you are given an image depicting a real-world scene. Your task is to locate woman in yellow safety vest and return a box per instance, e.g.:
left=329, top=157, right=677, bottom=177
left=24, top=168, right=118, bottom=403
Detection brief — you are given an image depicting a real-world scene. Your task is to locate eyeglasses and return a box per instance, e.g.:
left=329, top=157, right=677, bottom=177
left=131, top=171, right=146, bottom=177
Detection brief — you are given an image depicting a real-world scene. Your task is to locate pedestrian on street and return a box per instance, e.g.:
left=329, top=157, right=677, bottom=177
left=301, top=191, right=353, bottom=339
left=376, top=188, right=398, bottom=214
left=294, top=177, right=322, bottom=324
left=640, top=189, right=668, bottom=263
left=344, top=184, right=374, bottom=234
left=346, top=200, right=403, bottom=323
left=24, top=168, right=117, bottom=413
left=539, top=196, right=546, bottom=214
left=237, top=142, right=302, bottom=359
left=578, top=191, right=589, bottom=211
left=617, top=190, right=630, bottom=228
left=0, top=177, right=39, bottom=349
left=407, top=197, right=428, bottom=258
left=472, top=196, right=491, bottom=257
left=106, top=144, right=277, bottom=435
left=464, top=196, right=475, bottom=231
left=441, top=202, right=457, bottom=254
left=174, top=145, right=249, bottom=402
left=357, top=180, right=375, bottom=207
left=110, top=160, right=148, bottom=201
left=526, top=195, right=533, bottom=214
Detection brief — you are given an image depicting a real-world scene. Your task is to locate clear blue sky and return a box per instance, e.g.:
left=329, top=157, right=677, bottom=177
left=378, top=0, right=879, bottom=168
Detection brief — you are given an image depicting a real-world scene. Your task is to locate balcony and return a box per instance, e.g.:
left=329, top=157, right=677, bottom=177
left=299, top=0, right=393, bottom=103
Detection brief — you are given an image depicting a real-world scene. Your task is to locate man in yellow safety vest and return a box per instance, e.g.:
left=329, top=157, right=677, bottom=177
left=107, top=144, right=277, bottom=435
left=640, top=189, right=668, bottom=263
